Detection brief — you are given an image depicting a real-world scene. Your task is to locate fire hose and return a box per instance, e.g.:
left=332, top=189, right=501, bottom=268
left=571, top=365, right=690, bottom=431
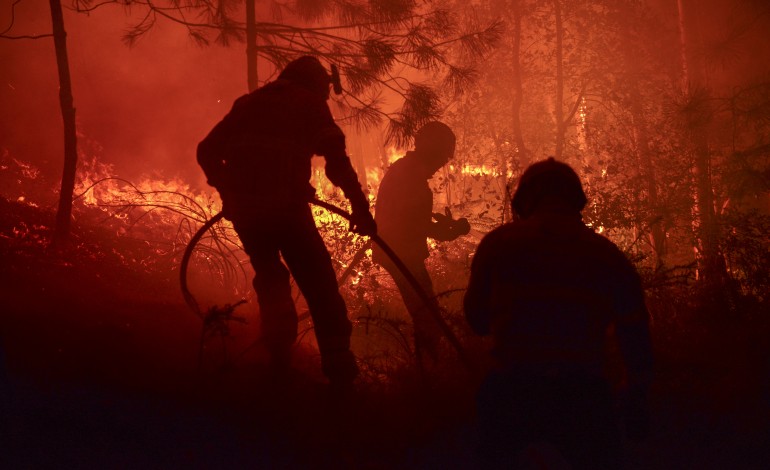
left=179, top=199, right=470, bottom=368
left=180, top=211, right=225, bottom=318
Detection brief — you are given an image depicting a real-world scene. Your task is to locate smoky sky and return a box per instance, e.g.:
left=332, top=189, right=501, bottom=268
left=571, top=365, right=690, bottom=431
left=1, top=2, right=246, bottom=187
left=2, top=0, right=769, bottom=192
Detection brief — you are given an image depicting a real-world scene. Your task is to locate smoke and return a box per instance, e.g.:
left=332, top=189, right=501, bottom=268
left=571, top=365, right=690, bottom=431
left=1, top=2, right=245, bottom=188
left=2, top=0, right=768, bottom=196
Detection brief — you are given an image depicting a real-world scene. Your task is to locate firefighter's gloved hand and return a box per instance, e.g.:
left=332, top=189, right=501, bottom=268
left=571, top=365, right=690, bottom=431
left=431, top=212, right=456, bottom=240
left=452, top=217, right=471, bottom=236
left=432, top=211, right=452, bottom=227
left=350, top=209, right=377, bottom=236
left=432, top=212, right=470, bottom=240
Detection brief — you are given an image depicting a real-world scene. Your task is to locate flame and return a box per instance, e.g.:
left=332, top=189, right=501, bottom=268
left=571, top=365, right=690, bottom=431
left=366, top=166, right=383, bottom=186
left=70, top=161, right=252, bottom=299
left=6, top=146, right=478, bottom=306
left=71, top=154, right=373, bottom=274
left=577, top=96, right=588, bottom=152
left=74, top=156, right=222, bottom=221
left=13, top=158, right=40, bottom=180
left=454, top=164, right=513, bottom=178
left=585, top=222, right=606, bottom=234
left=386, top=146, right=406, bottom=164
left=71, top=157, right=242, bottom=271
left=310, top=156, right=337, bottom=199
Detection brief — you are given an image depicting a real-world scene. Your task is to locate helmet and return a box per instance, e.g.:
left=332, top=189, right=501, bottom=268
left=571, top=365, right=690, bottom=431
left=278, top=56, right=331, bottom=98
left=511, top=157, right=587, bottom=218
left=414, top=121, right=456, bottom=164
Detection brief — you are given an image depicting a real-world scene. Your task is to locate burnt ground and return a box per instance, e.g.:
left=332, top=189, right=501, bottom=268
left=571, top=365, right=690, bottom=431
left=1, top=197, right=769, bottom=469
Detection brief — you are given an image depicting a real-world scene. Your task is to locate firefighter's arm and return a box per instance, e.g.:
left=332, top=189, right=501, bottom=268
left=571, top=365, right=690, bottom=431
left=309, top=98, right=375, bottom=235
left=318, top=129, right=376, bottom=236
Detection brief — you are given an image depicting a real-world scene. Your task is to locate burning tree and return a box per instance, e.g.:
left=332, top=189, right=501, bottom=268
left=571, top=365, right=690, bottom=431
left=670, top=0, right=770, bottom=310
left=435, top=0, right=770, bottom=316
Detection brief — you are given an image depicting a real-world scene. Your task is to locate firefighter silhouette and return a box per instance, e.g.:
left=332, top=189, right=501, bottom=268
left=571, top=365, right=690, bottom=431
left=464, top=158, right=653, bottom=469
left=197, top=56, right=376, bottom=385
left=373, top=122, right=470, bottom=359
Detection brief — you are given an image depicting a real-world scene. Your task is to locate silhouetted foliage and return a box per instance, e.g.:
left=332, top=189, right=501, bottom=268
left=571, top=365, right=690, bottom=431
left=72, top=0, right=502, bottom=144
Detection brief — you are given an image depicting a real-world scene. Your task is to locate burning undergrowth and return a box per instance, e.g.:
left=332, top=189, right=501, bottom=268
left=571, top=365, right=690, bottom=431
left=2, top=150, right=769, bottom=468
left=0, top=150, right=482, bottom=387
left=0, top=147, right=735, bottom=385
left=0, top=150, right=489, bottom=467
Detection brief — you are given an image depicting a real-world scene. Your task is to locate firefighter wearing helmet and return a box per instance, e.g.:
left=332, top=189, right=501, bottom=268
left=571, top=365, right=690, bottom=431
left=464, top=158, right=653, bottom=469
left=373, top=121, right=471, bottom=360
left=196, top=56, right=376, bottom=386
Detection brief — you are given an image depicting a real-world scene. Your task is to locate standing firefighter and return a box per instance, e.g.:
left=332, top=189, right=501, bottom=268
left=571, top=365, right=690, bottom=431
left=464, top=158, right=653, bottom=469
left=196, top=56, right=376, bottom=385
left=373, top=122, right=470, bottom=359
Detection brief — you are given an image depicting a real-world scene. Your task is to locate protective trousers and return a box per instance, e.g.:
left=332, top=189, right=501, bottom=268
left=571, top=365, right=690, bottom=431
left=231, top=204, right=355, bottom=380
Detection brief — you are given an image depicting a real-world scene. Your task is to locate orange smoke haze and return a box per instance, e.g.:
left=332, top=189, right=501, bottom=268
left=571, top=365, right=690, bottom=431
left=2, top=0, right=769, bottom=203
left=1, top=2, right=245, bottom=187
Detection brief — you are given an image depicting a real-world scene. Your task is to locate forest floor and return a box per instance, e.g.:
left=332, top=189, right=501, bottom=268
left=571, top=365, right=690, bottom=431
left=1, top=197, right=768, bottom=469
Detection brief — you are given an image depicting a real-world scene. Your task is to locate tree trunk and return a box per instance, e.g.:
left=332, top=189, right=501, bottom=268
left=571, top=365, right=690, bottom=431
left=677, top=0, right=729, bottom=305
left=50, top=0, right=77, bottom=246
left=632, top=111, right=666, bottom=266
left=619, top=16, right=666, bottom=266
left=554, top=0, right=565, bottom=159
left=246, top=0, right=258, bottom=92
left=510, top=0, right=528, bottom=167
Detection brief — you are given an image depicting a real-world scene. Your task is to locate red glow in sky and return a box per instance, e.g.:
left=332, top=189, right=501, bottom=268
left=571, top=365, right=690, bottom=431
left=1, top=2, right=246, bottom=186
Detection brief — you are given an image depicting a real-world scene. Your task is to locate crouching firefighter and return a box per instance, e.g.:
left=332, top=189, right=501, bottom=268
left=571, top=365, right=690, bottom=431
left=196, top=56, right=376, bottom=386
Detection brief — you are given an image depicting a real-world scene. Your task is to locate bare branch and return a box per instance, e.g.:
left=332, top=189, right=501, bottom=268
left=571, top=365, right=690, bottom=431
left=0, top=33, right=54, bottom=40
left=1, top=0, right=54, bottom=40
left=1, top=0, right=24, bottom=36
left=563, top=82, right=588, bottom=127
left=71, top=0, right=121, bottom=14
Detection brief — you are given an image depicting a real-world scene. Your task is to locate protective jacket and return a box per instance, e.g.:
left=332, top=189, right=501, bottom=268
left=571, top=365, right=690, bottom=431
left=374, top=154, right=434, bottom=263
left=197, top=79, right=366, bottom=215
left=464, top=212, right=653, bottom=382
left=374, top=153, right=462, bottom=263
